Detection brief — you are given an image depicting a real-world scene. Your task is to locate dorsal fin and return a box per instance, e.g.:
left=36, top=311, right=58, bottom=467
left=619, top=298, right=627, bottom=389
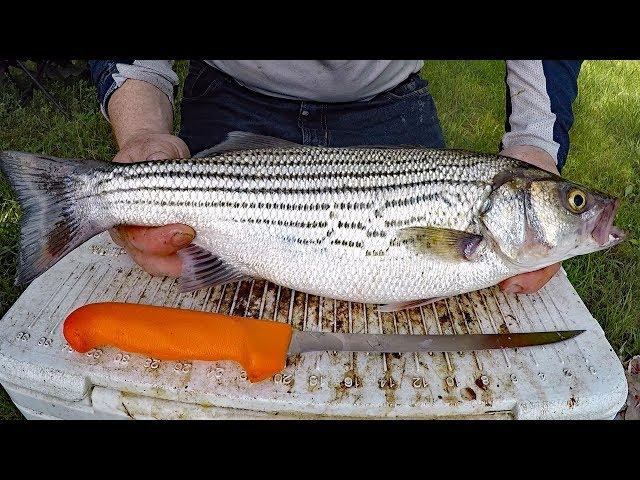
left=193, top=131, right=434, bottom=158
left=193, top=131, right=304, bottom=157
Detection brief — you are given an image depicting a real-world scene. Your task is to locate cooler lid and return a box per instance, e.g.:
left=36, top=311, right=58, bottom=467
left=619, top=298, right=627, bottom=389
left=0, top=233, right=628, bottom=419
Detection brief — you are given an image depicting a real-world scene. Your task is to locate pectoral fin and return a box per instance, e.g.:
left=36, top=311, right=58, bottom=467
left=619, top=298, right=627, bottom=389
left=177, top=245, right=249, bottom=293
left=397, top=226, right=483, bottom=260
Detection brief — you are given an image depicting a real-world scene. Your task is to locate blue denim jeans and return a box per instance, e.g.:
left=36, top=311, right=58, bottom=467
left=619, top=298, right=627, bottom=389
left=179, top=61, right=445, bottom=155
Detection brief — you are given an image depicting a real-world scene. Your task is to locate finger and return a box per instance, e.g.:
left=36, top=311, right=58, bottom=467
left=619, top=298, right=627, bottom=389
left=113, top=145, right=172, bottom=163
left=137, top=137, right=190, bottom=161
left=146, top=150, right=173, bottom=161
left=173, top=138, right=191, bottom=158
left=112, top=149, right=138, bottom=164
left=109, top=227, right=126, bottom=247
left=499, top=263, right=561, bottom=294
left=499, top=146, right=559, bottom=174
left=124, top=245, right=183, bottom=278
left=113, top=137, right=188, bottom=164
left=158, top=137, right=190, bottom=159
left=118, top=224, right=195, bottom=255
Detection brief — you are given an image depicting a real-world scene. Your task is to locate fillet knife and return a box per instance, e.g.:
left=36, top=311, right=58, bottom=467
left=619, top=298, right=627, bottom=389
left=64, top=302, right=584, bottom=382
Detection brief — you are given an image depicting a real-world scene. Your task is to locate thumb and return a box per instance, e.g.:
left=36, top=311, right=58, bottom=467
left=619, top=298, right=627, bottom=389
left=499, top=263, right=561, bottom=294
left=119, top=224, right=196, bottom=256
left=146, top=150, right=173, bottom=161
left=146, top=137, right=190, bottom=161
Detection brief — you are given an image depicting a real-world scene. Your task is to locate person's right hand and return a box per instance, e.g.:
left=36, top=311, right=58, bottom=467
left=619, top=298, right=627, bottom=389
left=110, top=132, right=195, bottom=277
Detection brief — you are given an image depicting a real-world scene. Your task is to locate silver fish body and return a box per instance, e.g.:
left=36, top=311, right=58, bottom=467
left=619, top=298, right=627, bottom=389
left=96, top=148, right=529, bottom=303
left=0, top=133, right=625, bottom=306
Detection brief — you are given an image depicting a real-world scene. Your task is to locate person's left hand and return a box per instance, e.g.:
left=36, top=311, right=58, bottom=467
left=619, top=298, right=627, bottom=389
left=497, top=145, right=562, bottom=294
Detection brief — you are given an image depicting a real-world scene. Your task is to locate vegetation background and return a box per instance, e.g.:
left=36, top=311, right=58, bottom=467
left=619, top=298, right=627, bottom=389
left=0, top=60, right=638, bottom=419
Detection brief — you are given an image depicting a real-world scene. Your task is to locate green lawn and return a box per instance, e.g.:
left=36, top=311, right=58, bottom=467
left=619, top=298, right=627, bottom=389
left=421, top=61, right=640, bottom=360
left=0, top=60, right=638, bottom=419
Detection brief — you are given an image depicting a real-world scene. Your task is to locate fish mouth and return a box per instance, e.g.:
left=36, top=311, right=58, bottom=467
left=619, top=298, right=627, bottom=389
left=592, top=198, right=626, bottom=246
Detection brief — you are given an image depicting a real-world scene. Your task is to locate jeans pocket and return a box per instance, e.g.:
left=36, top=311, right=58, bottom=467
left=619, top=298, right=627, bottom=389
left=381, top=73, right=431, bottom=101
left=182, top=61, right=224, bottom=100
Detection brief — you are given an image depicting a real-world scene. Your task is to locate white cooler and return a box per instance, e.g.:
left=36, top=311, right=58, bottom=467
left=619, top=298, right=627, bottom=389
left=0, top=233, right=628, bottom=419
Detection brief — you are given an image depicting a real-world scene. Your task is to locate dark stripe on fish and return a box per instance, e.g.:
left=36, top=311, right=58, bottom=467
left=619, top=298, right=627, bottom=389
left=101, top=165, right=497, bottom=190
left=102, top=179, right=491, bottom=196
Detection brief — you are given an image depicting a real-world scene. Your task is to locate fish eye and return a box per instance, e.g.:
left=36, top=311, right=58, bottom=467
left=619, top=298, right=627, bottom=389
left=567, top=188, right=587, bottom=213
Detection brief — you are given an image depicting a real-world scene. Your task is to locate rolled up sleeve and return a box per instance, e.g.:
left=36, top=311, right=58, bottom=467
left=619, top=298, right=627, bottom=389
left=88, top=60, right=179, bottom=120
left=501, top=60, right=582, bottom=169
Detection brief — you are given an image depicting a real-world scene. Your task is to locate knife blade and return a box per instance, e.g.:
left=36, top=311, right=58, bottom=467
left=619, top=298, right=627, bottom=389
left=287, top=329, right=583, bottom=354
left=64, top=302, right=584, bottom=383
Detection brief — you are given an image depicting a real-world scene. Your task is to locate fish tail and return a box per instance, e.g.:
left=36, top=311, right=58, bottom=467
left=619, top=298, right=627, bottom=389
left=0, top=151, right=115, bottom=285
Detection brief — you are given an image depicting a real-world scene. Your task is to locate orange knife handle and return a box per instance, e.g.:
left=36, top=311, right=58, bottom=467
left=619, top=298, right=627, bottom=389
left=63, top=302, right=293, bottom=383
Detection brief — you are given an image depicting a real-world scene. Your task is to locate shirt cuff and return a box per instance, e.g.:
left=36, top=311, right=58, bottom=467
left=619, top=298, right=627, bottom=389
left=89, top=60, right=178, bottom=121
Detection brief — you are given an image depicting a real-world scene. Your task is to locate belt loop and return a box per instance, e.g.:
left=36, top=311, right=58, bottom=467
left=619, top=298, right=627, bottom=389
left=300, top=102, right=310, bottom=118
left=321, top=103, right=329, bottom=147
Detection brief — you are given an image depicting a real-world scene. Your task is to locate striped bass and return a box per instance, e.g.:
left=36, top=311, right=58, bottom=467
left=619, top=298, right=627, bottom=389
left=0, top=132, right=625, bottom=311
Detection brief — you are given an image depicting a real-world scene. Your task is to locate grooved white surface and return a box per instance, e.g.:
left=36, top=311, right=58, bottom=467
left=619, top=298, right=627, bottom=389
left=0, top=233, right=628, bottom=419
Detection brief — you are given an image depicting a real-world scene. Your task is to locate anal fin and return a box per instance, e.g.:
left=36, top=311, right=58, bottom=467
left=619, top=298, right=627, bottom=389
left=177, top=245, right=249, bottom=293
left=378, top=297, right=445, bottom=313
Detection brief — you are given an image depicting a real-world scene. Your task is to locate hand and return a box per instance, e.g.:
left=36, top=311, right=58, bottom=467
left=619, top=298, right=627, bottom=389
left=113, top=131, right=190, bottom=163
left=498, top=145, right=561, bottom=294
left=110, top=132, right=195, bottom=277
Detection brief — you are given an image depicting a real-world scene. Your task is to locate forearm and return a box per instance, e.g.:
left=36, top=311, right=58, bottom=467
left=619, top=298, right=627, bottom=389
left=87, top=60, right=179, bottom=139
left=87, top=61, right=189, bottom=163
left=502, top=60, right=582, bottom=169
left=107, top=79, right=174, bottom=148
left=88, top=63, right=191, bottom=275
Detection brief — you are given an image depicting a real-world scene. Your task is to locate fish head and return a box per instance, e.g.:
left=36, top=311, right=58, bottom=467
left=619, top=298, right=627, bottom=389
left=480, top=169, right=625, bottom=269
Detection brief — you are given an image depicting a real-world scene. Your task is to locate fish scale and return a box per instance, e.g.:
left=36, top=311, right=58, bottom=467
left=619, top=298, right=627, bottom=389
left=1, top=134, right=623, bottom=305
left=89, top=147, right=519, bottom=304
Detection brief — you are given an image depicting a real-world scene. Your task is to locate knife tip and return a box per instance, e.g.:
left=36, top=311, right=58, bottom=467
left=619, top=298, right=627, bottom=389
left=562, top=329, right=586, bottom=339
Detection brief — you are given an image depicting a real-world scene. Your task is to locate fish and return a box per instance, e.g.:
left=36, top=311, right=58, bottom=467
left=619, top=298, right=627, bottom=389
left=0, top=131, right=626, bottom=311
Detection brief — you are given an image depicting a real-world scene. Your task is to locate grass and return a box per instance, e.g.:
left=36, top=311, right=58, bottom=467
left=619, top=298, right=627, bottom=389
left=422, top=60, right=640, bottom=359
left=0, top=60, right=638, bottom=419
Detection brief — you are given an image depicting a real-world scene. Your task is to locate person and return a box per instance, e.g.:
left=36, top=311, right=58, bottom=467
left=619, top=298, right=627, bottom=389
left=88, top=60, right=582, bottom=294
